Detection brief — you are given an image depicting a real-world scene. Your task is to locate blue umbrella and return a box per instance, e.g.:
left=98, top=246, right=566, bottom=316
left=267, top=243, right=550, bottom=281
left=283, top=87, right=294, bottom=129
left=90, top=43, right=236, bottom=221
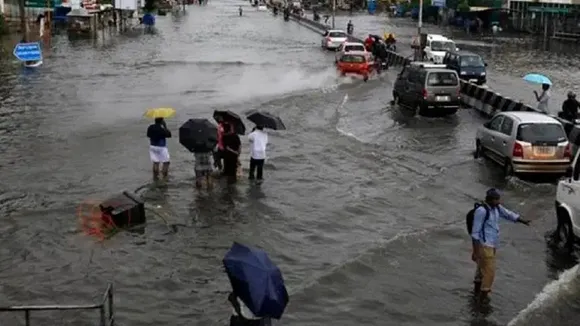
left=223, top=242, right=289, bottom=319
left=523, top=73, right=552, bottom=86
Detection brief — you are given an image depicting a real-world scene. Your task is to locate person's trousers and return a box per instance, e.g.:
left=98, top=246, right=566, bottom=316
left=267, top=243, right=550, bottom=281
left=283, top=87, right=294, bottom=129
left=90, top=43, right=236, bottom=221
left=213, top=149, right=223, bottom=170
left=223, top=156, right=238, bottom=183
left=474, top=245, right=496, bottom=292
left=249, top=158, right=265, bottom=180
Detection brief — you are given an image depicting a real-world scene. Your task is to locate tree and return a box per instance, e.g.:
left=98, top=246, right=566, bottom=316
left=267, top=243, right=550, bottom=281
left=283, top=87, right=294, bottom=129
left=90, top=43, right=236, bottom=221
left=144, top=0, right=157, bottom=12
left=0, top=14, right=6, bottom=36
left=457, top=0, right=470, bottom=12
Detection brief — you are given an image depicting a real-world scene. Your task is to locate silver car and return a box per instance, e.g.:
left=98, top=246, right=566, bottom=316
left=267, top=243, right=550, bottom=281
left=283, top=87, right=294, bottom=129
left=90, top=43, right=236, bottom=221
left=321, top=30, right=348, bottom=50
left=474, top=111, right=571, bottom=175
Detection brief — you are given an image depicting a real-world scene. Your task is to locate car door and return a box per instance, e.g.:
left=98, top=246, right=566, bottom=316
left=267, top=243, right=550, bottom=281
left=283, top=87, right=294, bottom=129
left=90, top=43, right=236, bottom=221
left=395, top=68, right=410, bottom=101
left=558, top=151, right=580, bottom=231
left=481, top=115, right=505, bottom=163
left=403, top=70, right=419, bottom=104
left=498, top=116, right=515, bottom=159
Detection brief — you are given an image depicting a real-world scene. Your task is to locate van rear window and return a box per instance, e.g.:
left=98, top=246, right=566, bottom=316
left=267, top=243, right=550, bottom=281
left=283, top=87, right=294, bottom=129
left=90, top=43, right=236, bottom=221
left=426, top=72, right=458, bottom=86
left=516, top=123, right=567, bottom=143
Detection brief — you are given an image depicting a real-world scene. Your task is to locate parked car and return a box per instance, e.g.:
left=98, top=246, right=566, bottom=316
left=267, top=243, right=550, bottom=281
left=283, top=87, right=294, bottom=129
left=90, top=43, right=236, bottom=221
left=423, top=34, right=458, bottom=63
left=392, top=62, right=460, bottom=116
left=443, top=50, right=487, bottom=85
left=336, top=51, right=373, bottom=82
left=321, top=30, right=348, bottom=50
left=474, top=111, right=571, bottom=176
left=555, top=149, right=580, bottom=250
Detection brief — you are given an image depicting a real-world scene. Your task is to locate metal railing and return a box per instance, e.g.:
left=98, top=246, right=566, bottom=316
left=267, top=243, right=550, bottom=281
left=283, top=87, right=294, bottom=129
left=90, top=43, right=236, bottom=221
left=0, top=283, right=114, bottom=326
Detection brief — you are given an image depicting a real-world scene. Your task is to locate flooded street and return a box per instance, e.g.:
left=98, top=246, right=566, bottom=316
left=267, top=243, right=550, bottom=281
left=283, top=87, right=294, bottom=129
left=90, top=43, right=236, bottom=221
left=1, top=3, right=579, bottom=326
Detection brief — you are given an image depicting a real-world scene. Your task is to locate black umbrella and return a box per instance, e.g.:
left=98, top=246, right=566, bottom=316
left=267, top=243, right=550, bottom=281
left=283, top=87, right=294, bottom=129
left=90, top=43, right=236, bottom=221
left=213, top=110, right=246, bottom=135
left=179, top=118, right=218, bottom=153
left=246, top=111, right=286, bottom=130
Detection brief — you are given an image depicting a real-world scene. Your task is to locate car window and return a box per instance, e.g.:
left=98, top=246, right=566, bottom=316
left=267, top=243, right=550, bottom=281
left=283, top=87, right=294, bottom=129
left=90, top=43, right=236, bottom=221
left=430, top=41, right=455, bottom=52
left=500, top=117, right=514, bottom=135
left=399, top=68, right=410, bottom=80
left=488, top=116, right=504, bottom=131
left=460, top=55, right=485, bottom=67
left=426, top=71, right=458, bottom=86
left=345, top=45, right=365, bottom=52
left=516, top=123, right=567, bottom=143
left=340, top=55, right=365, bottom=63
left=329, top=32, right=347, bottom=38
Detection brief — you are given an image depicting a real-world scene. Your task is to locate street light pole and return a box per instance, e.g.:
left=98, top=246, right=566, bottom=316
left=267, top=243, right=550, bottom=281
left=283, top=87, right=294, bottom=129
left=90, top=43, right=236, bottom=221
left=415, top=0, right=423, bottom=61
left=332, top=0, right=335, bottom=29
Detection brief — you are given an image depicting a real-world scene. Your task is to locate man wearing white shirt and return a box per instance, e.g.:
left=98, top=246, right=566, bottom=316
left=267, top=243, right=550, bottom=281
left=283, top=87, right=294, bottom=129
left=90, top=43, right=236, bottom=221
left=248, top=125, right=268, bottom=183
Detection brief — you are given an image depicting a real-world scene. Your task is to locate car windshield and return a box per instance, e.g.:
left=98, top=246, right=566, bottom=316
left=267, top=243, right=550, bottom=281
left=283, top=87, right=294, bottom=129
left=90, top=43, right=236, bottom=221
left=341, top=55, right=365, bottom=63
left=430, top=41, right=455, bottom=52
left=329, top=32, right=347, bottom=38
left=460, top=55, right=484, bottom=67
left=516, top=123, right=567, bottom=143
left=426, top=72, right=458, bottom=86
left=345, top=45, right=365, bottom=52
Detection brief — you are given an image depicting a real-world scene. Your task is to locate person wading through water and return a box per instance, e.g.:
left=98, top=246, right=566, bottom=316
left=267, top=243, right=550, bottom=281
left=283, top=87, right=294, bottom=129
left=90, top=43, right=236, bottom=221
left=467, top=189, right=530, bottom=300
left=222, top=123, right=241, bottom=184
left=146, top=117, right=172, bottom=179
left=214, top=117, right=226, bottom=173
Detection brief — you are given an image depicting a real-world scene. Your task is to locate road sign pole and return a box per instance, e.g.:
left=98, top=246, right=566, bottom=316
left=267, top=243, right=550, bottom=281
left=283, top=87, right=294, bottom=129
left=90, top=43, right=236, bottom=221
left=19, top=0, right=28, bottom=42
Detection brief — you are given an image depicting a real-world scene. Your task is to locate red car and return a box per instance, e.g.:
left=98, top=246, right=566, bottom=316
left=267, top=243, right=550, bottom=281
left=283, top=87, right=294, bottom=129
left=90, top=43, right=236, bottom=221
left=337, top=51, right=373, bottom=82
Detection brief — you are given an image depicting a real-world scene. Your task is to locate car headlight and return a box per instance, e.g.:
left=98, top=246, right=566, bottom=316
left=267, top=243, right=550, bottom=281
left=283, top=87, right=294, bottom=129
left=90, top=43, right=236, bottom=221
left=480, top=72, right=486, bottom=76
left=460, top=71, right=467, bottom=75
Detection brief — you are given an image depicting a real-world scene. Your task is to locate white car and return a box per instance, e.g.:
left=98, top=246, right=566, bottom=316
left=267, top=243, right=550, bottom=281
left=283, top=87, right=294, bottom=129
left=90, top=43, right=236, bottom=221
left=423, top=34, right=458, bottom=63
left=321, top=30, right=348, bottom=50
left=335, top=42, right=367, bottom=62
left=555, top=149, right=580, bottom=250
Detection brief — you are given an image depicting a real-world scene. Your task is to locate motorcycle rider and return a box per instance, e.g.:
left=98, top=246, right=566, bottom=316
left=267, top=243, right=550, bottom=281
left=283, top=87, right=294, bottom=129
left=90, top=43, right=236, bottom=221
left=384, top=33, right=396, bottom=51
left=364, top=34, right=374, bottom=51
left=372, top=39, right=389, bottom=73
left=346, top=20, right=354, bottom=35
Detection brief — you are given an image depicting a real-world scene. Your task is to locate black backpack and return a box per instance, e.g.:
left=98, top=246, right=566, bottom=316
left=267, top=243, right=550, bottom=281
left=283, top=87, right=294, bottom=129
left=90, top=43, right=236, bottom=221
left=466, top=203, right=490, bottom=241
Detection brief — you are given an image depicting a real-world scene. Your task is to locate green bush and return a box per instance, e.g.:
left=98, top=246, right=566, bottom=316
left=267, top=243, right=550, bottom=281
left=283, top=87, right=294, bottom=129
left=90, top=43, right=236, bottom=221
left=0, top=14, right=7, bottom=35
left=457, top=0, right=470, bottom=12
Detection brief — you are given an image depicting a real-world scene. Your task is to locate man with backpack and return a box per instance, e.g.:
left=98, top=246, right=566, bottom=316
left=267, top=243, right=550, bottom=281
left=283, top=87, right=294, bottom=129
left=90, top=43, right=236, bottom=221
left=466, top=188, right=530, bottom=299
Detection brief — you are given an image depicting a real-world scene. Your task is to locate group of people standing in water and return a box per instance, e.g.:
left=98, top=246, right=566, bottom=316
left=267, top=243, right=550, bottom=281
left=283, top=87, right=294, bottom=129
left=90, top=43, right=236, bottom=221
left=146, top=117, right=269, bottom=188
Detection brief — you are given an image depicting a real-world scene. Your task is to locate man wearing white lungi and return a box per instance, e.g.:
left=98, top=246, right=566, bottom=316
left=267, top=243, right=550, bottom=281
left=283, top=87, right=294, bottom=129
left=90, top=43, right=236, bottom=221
left=147, top=117, right=172, bottom=179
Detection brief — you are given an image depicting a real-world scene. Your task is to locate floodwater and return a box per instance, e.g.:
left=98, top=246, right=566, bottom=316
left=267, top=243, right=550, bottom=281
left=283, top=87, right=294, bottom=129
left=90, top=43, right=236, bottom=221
left=1, top=4, right=579, bottom=326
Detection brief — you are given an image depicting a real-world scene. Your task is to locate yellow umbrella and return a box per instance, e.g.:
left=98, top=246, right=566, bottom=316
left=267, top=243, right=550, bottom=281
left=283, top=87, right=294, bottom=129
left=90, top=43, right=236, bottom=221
left=144, top=107, right=176, bottom=119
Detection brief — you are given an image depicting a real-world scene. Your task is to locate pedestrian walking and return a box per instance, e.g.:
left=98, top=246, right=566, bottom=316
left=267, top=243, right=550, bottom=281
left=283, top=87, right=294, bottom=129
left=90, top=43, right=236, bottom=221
left=248, top=125, right=268, bottom=183
left=194, top=151, right=213, bottom=189
left=467, top=188, right=530, bottom=300
left=147, top=117, right=172, bottom=179
left=222, top=124, right=242, bottom=184
left=214, top=118, right=226, bottom=172
left=534, top=83, right=551, bottom=114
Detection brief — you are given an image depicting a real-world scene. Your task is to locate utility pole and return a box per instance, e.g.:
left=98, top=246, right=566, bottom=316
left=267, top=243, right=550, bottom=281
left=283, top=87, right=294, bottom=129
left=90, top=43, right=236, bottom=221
left=18, top=0, right=28, bottom=42
left=415, top=0, right=423, bottom=61
left=331, top=0, right=335, bottom=29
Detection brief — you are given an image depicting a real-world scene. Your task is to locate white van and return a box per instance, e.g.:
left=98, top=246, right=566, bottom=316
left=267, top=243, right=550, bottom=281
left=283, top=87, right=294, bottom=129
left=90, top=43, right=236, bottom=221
left=555, top=148, right=580, bottom=250
left=424, top=34, right=458, bottom=63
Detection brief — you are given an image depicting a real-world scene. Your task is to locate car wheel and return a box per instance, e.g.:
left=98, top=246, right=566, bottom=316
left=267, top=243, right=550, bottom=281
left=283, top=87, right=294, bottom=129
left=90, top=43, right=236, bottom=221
left=504, top=159, right=515, bottom=177
left=363, top=75, right=369, bottom=82
left=555, top=207, right=575, bottom=251
left=474, top=140, right=483, bottom=159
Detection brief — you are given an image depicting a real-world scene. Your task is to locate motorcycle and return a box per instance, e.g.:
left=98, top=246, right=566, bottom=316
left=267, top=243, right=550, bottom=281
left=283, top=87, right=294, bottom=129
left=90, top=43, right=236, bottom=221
left=374, top=57, right=389, bottom=74
left=385, top=42, right=397, bottom=52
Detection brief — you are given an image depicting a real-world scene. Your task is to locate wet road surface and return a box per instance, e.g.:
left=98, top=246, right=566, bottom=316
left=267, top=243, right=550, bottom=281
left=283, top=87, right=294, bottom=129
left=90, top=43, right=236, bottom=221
left=1, top=4, right=579, bottom=326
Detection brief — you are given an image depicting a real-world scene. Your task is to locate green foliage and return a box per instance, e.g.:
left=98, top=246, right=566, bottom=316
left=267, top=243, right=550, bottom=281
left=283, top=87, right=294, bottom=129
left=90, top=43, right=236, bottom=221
left=457, top=0, right=470, bottom=12
left=0, top=14, right=7, bottom=36
left=144, top=0, right=157, bottom=12
left=410, top=0, right=432, bottom=6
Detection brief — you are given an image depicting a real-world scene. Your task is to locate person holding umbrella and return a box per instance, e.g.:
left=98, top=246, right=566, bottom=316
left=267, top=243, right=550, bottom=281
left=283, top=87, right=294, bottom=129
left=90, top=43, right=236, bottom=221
left=146, top=116, right=172, bottom=179
left=222, top=123, right=242, bottom=184
left=248, top=125, right=268, bottom=183
left=224, top=242, right=289, bottom=326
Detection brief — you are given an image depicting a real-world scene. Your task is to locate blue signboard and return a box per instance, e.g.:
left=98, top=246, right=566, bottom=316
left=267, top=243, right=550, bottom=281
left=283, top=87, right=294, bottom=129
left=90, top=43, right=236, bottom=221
left=13, top=42, right=43, bottom=62
left=432, top=0, right=446, bottom=8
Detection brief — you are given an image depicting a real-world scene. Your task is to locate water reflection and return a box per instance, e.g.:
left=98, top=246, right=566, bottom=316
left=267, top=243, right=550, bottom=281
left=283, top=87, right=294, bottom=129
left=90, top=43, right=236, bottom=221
left=544, top=238, right=578, bottom=279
